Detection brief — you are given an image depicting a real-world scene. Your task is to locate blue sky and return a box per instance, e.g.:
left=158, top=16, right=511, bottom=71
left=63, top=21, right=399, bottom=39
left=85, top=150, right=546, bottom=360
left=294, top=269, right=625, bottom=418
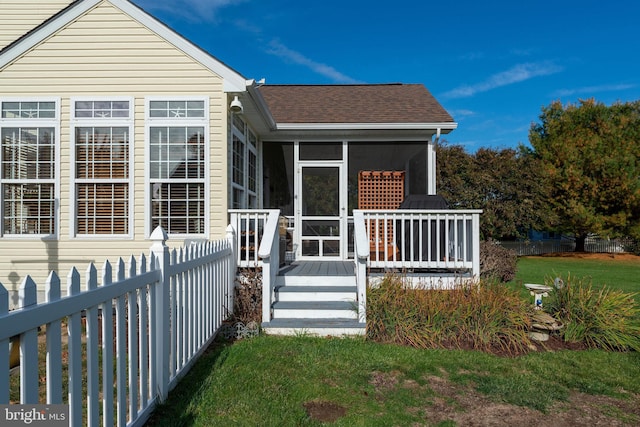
left=133, top=0, right=640, bottom=152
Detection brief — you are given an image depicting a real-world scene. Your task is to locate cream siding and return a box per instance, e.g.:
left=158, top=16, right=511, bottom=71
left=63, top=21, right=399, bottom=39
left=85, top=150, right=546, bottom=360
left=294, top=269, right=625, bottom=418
left=0, top=0, right=75, bottom=50
left=0, top=1, right=230, bottom=299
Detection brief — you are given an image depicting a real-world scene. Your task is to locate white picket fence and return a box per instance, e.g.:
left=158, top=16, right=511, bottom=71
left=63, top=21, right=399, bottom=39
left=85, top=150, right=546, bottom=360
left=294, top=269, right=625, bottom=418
left=0, top=226, right=236, bottom=427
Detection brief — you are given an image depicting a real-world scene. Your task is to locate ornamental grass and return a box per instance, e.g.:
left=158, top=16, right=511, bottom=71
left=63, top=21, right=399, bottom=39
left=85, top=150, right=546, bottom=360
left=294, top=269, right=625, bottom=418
left=545, top=274, right=640, bottom=352
left=366, top=274, right=532, bottom=356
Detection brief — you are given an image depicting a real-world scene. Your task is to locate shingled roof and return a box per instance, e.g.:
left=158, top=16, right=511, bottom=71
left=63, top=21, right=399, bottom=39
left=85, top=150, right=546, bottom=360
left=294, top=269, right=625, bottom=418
left=257, top=83, right=454, bottom=124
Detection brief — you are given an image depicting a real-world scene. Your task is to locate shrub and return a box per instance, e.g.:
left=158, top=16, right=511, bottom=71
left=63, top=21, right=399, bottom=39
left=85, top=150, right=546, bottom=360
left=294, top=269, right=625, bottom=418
left=480, top=240, right=517, bottom=282
left=545, top=274, right=640, bottom=351
left=233, top=268, right=262, bottom=324
left=367, top=274, right=531, bottom=355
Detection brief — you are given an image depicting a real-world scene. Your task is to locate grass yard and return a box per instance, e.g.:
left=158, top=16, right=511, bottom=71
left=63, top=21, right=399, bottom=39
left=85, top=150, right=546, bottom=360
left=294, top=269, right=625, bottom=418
left=146, top=336, right=640, bottom=426
left=146, top=253, right=640, bottom=426
left=509, top=253, right=640, bottom=303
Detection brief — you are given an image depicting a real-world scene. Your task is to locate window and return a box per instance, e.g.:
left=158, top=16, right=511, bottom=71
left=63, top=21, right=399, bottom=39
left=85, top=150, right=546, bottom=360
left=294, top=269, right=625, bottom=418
left=1, top=100, right=57, bottom=236
left=73, top=99, right=132, bottom=236
left=230, top=115, right=258, bottom=208
left=148, top=98, right=207, bottom=235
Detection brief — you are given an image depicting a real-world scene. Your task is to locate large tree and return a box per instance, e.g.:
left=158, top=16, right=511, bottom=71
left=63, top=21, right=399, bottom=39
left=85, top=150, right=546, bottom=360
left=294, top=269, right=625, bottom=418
left=529, top=99, right=640, bottom=251
left=436, top=143, right=549, bottom=240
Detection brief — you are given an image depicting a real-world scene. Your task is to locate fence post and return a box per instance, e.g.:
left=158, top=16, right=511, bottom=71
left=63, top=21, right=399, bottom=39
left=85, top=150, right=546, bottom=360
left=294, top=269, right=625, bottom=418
left=226, top=224, right=236, bottom=318
left=150, top=226, right=170, bottom=403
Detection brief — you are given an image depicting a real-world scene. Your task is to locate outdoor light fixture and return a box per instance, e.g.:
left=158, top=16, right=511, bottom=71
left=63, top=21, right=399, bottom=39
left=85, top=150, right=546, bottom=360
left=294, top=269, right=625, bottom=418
left=230, top=95, right=243, bottom=114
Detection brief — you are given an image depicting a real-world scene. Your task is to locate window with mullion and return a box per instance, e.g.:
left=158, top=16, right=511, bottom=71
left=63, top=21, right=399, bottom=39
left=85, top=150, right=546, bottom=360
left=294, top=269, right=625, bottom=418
left=149, top=125, right=205, bottom=235
left=74, top=125, right=130, bottom=235
left=1, top=126, right=56, bottom=235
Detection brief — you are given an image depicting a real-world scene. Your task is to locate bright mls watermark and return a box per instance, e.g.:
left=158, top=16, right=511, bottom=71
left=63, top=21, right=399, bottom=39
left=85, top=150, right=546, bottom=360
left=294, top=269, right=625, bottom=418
left=1, top=405, right=68, bottom=426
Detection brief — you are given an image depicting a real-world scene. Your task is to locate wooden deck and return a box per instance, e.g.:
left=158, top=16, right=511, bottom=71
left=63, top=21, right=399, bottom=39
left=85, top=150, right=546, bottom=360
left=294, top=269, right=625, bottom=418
left=278, top=261, right=354, bottom=277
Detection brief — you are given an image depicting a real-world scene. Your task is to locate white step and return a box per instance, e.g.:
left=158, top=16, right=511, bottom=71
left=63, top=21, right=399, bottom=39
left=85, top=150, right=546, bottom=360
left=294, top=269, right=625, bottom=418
left=272, top=301, right=358, bottom=319
left=274, top=275, right=356, bottom=287
left=262, top=318, right=366, bottom=337
left=275, top=285, right=356, bottom=302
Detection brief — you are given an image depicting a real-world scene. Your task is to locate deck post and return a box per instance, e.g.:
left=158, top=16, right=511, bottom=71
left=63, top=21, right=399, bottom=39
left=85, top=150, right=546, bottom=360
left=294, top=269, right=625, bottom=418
left=472, top=213, right=481, bottom=280
left=352, top=210, right=369, bottom=322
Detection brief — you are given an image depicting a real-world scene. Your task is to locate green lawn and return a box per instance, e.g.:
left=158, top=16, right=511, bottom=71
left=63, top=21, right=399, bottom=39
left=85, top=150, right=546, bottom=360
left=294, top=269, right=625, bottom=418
left=146, top=336, right=640, bottom=426
left=146, top=255, right=640, bottom=426
left=509, top=254, right=640, bottom=302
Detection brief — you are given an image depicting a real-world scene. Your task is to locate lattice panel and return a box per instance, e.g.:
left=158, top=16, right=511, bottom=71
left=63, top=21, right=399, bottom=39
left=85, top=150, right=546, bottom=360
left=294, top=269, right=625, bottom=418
left=358, top=171, right=405, bottom=260
left=357, top=171, right=405, bottom=210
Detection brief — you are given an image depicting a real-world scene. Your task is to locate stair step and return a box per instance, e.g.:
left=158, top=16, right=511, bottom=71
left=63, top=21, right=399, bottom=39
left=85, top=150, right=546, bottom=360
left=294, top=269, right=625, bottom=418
left=275, top=275, right=356, bottom=287
left=272, top=301, right=357, bottom=319
left=276, top=285, right=356, bottom=302
left=262, top=318, right=366, bottom=337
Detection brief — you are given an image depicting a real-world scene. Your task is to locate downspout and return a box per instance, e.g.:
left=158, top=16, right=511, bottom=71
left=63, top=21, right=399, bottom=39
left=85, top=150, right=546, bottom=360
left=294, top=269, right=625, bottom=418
left=428, top=128, right=441, bottom=195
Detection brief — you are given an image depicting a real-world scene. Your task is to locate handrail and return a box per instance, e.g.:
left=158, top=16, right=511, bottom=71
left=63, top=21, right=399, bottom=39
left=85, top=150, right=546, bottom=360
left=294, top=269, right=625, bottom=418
left=256, top=209, right=280, bottom=324
left=352, top=210, right=369, bottom=322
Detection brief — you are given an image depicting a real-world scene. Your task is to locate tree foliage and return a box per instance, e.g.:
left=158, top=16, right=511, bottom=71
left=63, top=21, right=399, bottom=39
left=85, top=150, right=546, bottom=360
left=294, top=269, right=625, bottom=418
left=436, top=142, right=549, bottom=240
left=529, top=99, right=640, bottom=251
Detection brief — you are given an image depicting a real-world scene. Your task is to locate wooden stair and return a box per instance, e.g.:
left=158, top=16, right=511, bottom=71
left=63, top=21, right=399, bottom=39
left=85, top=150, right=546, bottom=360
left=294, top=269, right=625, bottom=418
left=261, top=262, right=366, bottom=336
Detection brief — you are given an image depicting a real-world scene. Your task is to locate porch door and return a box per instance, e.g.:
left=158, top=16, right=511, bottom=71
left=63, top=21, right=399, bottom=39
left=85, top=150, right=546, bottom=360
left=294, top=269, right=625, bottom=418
left=296, top=163, right=344, bottom=259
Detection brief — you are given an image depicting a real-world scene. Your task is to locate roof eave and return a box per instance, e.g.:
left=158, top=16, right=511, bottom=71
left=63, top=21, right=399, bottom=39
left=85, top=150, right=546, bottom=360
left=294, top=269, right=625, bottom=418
left=275, top=122, right=458, bottom=132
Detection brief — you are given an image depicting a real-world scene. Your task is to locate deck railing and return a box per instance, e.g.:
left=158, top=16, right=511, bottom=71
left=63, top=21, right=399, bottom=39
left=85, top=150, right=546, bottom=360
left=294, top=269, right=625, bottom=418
left=229, top=209, right=278, bottom=267
left=228, top=209, right=281, bottom=323
left=0, top=226, right=236, bottom=427
left=356, top=209, right=482, bottom=277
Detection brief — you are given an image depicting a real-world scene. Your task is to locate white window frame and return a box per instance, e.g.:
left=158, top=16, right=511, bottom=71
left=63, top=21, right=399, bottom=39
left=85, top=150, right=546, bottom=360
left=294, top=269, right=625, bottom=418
left=145, top=96, right=210, bottom=237
left=0, top=98, right=60, bottom=239
left=230, top=116, right=259, bottom=209
left=70, top=97, right=134, bottom=238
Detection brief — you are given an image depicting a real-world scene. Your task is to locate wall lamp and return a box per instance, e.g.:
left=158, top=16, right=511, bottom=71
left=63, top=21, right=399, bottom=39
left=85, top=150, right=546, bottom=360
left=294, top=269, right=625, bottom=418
left=230, top=95, right=243, bottom=114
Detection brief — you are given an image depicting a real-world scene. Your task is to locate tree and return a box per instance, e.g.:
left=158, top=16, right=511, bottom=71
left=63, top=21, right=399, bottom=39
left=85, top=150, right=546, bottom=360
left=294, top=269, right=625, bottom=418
left=529, top=99, right=640, bottom=251
left=436, top=142, right=549, bottom=240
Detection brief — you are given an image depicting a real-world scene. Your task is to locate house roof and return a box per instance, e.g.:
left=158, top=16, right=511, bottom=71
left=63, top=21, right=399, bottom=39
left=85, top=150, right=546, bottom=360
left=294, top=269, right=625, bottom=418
left=257, top=84, right=455, bottom=126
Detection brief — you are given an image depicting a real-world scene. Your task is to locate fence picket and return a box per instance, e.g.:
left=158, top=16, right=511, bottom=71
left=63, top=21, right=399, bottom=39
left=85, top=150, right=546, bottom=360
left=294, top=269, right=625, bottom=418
left=86, top=264, right=100, bottom=427
left=138, top=254, right=149, bottom=409
left=66, top=268, right=83, bottom=426
left=101, top=261, right=115, bottom=427
left=0, top=283, right=8, bottom=404
left=1, top=226, right=235, bottom=426
left=115, top=258, right=127, bottom=427
left=127, top=256, right=139, bottom=421
left=45, top=272, right=63, bottom=405
left=20, top=276, right=39, bottom=404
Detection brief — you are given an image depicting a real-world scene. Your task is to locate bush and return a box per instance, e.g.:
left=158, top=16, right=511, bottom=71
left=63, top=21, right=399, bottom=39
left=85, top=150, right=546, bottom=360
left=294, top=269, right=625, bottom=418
left=233, top=268, right=262, bottom=324
left=366, top=274, right=531, bottom=355
left=480, top=240, right=517, bottom=282
left=545, top=274, right=640, bottom=351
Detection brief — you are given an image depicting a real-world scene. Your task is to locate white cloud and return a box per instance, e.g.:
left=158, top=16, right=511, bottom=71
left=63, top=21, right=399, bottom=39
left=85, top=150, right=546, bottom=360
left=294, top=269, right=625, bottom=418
left=552, top=83, right=636, bottom=97
left=265, top=40, right=361, bottom=84
left=134, top=0, right=245, bottom=22
left=449, top=109, right=476, bottom=118
left=443, top=62, right=563, bottom=99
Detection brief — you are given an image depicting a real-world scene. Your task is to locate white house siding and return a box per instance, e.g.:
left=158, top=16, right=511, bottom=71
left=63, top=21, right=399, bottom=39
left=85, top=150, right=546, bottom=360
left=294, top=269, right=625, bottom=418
left=0, top=1, right=230, bottom=302
left=0, top=0, right=75, bottom=50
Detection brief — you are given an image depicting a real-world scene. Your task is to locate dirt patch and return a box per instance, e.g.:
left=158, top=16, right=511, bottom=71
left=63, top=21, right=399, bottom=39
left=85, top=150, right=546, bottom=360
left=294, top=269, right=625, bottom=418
left=409, top=373, right=640, bottom=426
left=303, top=400, right=347, bottom=423
left=532, top=252, right=640, bottom=262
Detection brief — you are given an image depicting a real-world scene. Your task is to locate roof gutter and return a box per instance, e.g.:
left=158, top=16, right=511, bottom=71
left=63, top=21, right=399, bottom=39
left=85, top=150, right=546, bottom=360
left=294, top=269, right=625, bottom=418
left=246, top=79, right=277, bottom=131
left=274, top=122, right=458, bottom=131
